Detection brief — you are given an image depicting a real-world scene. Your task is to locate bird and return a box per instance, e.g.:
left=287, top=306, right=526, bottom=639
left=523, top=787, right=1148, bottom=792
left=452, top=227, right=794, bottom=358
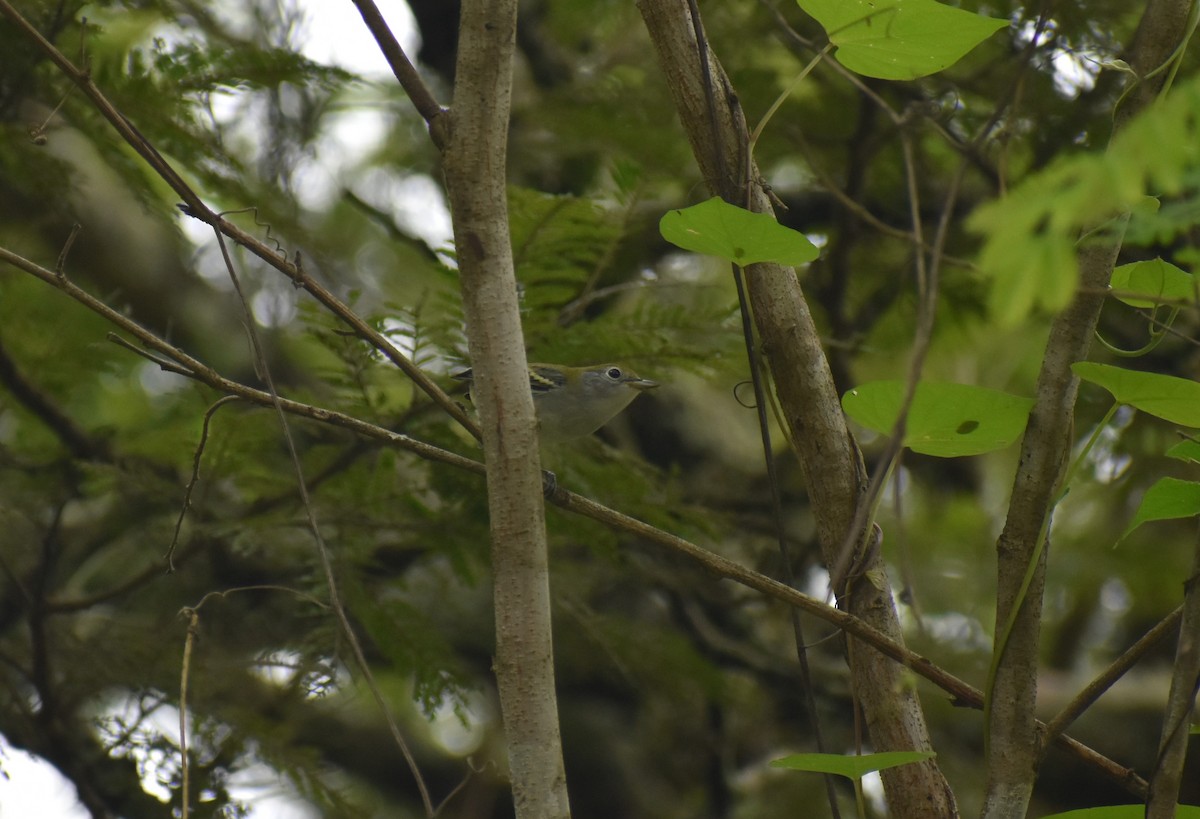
left=452, top=363, right=658, bottom=444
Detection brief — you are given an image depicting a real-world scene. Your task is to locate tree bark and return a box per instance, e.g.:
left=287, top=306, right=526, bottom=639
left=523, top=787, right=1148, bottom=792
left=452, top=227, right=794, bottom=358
left=1145, top=525, right=1200, bottom=818
left=442, top=0, right=571, bottom=816
left=982, top=2, right=1194, bottom=817
left=636, top=2, right=957, bottom=816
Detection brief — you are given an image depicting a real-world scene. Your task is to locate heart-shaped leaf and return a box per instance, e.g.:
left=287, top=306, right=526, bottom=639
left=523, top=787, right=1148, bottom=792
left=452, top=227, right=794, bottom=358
left=1166, top=439, right=1200, bottom=464
left=1123, top=477, right=1200, bottom=539
left=798, top=0, right=1007, bottom=80
left=842, top=381, right=1033, bottom=457
left=659, top=197, right=819, bottom=266
left=1074, top=362, right=1200, bottom=427
left=1110, top=258, right=1195, bottom=308
left=770, top=750, right=935, bottom=780
left=1042, top=807, right=1200, bottom=819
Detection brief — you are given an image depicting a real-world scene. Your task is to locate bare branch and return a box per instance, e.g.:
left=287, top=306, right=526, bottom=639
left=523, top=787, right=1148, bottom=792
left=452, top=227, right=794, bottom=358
left=0, top=245, right=481, bottom=477
left=348, top=0, right=450, bottom=147
left=1043, top=606, right=1184, bottom=746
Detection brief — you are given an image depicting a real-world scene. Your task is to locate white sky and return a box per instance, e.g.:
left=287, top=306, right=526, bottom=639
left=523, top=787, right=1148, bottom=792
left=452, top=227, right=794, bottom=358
left=0, top=3, right=423, bottom=817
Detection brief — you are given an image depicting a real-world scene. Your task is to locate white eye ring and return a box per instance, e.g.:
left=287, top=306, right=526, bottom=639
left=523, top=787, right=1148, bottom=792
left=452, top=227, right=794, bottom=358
left=605, top=367, right=623, bottom=380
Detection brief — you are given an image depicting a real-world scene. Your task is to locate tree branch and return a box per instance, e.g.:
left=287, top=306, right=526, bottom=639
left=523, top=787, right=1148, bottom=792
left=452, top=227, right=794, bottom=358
left=438, top=0, right=572, bottom=815
left=348, top=0, right=450, bottom=147
left=1042, top=606, right=1184, bottom=746
left=0, top=246, right=480, bottom=477
left=1145, top=527, right=1200, bottom=817
left=635, top=2, right=956, bottom=815
left=983, top=1, right=1196, bottom=816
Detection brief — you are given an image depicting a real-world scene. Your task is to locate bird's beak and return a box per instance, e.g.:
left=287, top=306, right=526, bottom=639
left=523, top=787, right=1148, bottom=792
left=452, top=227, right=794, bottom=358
left=628, top=378, right=659, bottom=391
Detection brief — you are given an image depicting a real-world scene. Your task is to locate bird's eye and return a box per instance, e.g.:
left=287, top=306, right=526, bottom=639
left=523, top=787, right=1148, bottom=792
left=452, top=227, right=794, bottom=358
left=606, top=367, right=622, bottom=380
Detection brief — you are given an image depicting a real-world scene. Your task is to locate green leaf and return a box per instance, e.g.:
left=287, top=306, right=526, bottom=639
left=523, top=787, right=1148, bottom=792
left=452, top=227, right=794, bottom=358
left=970, top=76, right=1200, bottom=326
left=842, top=381, right=1033, bottom=457
left=1110, top=258, right=1195, bottom=308
left=1073, top=362, right=1200, bottom=426
left=770, top=750, right=935, bottom=780
left=1123, top=477, right=1200, bottom=539
left=659, top=197, right=819, bottom=266
left=982, top=227, right=1077, bottom=326
left=1166, top=439, right=1200, bottom=464
left=797, top=0, right=1007, bottom=80
left=1042, top=806, right=1200, bottom=819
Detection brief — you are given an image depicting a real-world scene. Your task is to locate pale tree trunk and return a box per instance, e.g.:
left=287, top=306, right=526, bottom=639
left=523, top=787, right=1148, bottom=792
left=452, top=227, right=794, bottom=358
left=982, top=1, right=1194, bottom=817
left=442, top=0, right=571, bottom=816
left=636, top=1, right=956, bottom=815
left=1145, top=525, right=1200, bottom=818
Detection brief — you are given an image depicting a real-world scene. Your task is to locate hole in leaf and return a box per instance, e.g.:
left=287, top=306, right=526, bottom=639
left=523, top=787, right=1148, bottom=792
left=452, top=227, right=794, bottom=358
left=957, top=420, right=979, bottom=434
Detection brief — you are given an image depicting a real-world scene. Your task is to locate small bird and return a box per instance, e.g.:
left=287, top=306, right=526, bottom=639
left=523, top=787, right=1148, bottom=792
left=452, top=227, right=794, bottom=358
left=453, top=363, right=658, bottom=444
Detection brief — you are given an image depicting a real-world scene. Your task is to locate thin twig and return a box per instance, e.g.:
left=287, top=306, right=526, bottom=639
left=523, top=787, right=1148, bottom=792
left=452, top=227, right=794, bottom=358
left=55, top=223, right=80, bottom=274
left=348, top=0, right=449, bottom=146
left=825, top=7, right=1032, bottom=596
left=106, top=334, right=194, bottom=376
left=786, top=130, right=976, bottom=270
left=1041, top=606, right=1184, bottom=746
left=166, top=396, right=241, bottom=571
left=178, top=609, right=199, bottom=819
left=0, top=245, right=479, bottom=475
left=176, top=587, right=334, bottom=818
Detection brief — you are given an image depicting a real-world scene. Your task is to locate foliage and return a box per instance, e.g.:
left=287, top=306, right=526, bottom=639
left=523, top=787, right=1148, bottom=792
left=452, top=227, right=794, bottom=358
left=770, top=749, right=936, bottom=780
left=1042, top=808, right=1200, bottom=819
left=970, top=74, right=1200, bottom=325
left=0, top=0, right=1199, bottom=818
left=842, top=381, right=1033, bottom=457
left=659, top=196, right=819, bottom=265
left=799, top=0, right=1008, bottom=80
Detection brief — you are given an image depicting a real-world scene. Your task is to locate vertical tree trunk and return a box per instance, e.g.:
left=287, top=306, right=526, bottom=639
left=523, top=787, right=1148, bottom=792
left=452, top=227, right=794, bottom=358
left=637, top=1, right=957, bottom=815
left=982, top=2, right=1194, bottom=816
left=1145, top=526, right=1200, bottom=818
left=442, top=1, right=572, bottom=816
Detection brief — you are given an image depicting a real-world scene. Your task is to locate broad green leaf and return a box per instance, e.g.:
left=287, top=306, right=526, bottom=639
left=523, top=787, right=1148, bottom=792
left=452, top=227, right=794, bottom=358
left=798, top=0, right=1007, bottom=80
left=1073, top=362, right=1200, bottom=426
left=659, top=197, right=819, bottom=266
left=1043, top=806, right=1200, bottom=819
left=770, top=750, right=935, bottom=780
left=1123, top=477, right=1200, bottom=539
left=1110, top=259, right=1195, bottom=308
left=842, top=381, right=1033, bottom=457
left=1166, top=440, right=1200, bottom=464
